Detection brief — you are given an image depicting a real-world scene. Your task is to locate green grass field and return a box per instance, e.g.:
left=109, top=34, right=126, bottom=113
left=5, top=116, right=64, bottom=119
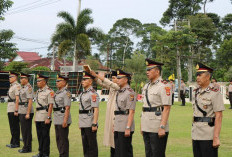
left=0, top=102, right=232, bottom=157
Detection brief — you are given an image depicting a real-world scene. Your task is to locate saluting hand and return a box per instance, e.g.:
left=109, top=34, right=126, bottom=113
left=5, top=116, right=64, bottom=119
left=158, top=128, right=166, bottom=138
left=213, top=137, right=220, bottom=148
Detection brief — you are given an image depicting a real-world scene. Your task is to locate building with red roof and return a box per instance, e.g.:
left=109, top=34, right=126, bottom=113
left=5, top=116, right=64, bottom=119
left=13, top=51, right=41, bottom=62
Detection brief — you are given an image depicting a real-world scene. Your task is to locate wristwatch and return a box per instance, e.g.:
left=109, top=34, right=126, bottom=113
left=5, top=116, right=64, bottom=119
left=92, top=123, right=98, bottom=127
left=160, top=125, right=165, bottom=129
left=47, top=116, right=51, bottom=120
left=126, top=126, right=131, bottom=130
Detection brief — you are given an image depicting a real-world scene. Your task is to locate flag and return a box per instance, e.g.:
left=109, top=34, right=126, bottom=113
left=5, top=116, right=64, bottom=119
left=168, top=74, right=175, bottom=81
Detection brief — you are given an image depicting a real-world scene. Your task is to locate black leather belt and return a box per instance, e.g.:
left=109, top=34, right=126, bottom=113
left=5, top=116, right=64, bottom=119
left=79, top=110, right=94, bottom=114
left=54, top=107, right=65, bottom=112
left=19, top=102, right=28, bottom=105
left=36, top=106, right=48, bottom=111
left=114, top=109, right=129, bottom=115
left=8, top=99, right=15, bottom=102
left=193, top=117, right=215, bottom=123
left=142, top=107, right=163, bottom=112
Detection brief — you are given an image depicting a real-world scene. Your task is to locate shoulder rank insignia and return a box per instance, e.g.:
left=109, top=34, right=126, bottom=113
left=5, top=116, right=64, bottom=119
left=130, top=94, right=135, bottom=101
left=92, top=94, right=97, bottom=102
left=165, top=87, right=171, bottom=96
left=50, top=91, right=54, bottom=98
left=66, top=91, right=71, bottom=98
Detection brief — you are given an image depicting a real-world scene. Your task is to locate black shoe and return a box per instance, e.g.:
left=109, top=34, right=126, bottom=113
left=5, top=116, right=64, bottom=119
left=180, top=104, right=185, bottom=106
left=32, top=153, right=43, bottom=157
left=18, top=149, right=31, bottom=153
left=229, top=107, right=232, bottom=109
left=6, top=144, right=20, bottom=148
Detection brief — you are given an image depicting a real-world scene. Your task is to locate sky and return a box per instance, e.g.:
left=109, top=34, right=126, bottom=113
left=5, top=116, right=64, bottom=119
left=1, top=0, right=232, bottom=57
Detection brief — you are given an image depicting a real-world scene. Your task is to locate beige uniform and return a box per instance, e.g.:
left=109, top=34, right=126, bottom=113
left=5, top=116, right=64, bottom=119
left=35, top=85, right=54, bottom=122
left=192, top=84, right=225, bottom=140
left=141, top=77, right=172, bottom=133
left=79, top=86, right=99, bottom=128
left=180, top=82, right=186, bottom=93
left=53, top=87, right=72, bottom=125
left=18, top=83, right=34, bottom=114
left=228, top=84, right=232, bottom=92
left=7, top=81, right=21, bottom=113
left=114, top=84, right=136, bottom=132
left=96, top=78, right=120, bottom=148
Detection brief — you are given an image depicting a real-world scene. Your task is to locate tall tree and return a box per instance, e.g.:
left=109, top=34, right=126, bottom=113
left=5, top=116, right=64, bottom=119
left=109, top=18, right=142, bottom=66
left=160, top=0, right=202, bottom=25
left=0, top=0, right=13, bottom=20
left=50, top=9, right=102, bottom=66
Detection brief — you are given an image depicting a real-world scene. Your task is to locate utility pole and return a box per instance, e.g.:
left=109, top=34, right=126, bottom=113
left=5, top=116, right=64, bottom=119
left=73, top=0, right=81, bottom=72
left=175, top=20, right=182, bottom=102
left=51, top=45, right=56, bottom=71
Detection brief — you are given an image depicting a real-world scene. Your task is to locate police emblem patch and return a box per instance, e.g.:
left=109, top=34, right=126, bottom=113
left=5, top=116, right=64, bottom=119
left=165, top=87, right=171, bottom=96
left=92, top=94, right=97, bottom=102
left=130, top=94, right=134, bottom=101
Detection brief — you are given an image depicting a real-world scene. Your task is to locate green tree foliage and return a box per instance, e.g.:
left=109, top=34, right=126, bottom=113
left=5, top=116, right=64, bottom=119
left=136, top=23, right=166, bottom=58
left=160, top=0, right=202, bottom=25
left=50, top=9, right=102, bottom=60
left=85, top=55, right=99, bottom=71
left=221, top=14, right=232, bottom=40
left=32, top=66, right=51, bottom=71
left=124, top=52, right=147, bottom=93
left=0, top=0, right=13, bottom=21
left=4, top=61, right=28, bottom=73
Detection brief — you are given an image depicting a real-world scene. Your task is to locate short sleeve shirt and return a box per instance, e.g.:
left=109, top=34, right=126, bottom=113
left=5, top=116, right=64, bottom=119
left=53, top=87, right=72, bottom=125
left=35, top=85, right=54, bottom=122
left=114, top=84, right=136, bottom=132
left=79, top=86, right=99, bottom=128
left=7, top=81, right=21, bottom=113
left=141, top=77, right=172, bottom=133
left=18, top=83, right=34, bottom=114
left=192, top=84, right=225, bottom=140
left=229, top=84, right=232, bottom=92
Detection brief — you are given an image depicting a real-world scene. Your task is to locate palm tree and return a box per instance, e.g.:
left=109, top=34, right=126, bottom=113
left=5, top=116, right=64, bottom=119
left=50, top=8, right=102, bottom=67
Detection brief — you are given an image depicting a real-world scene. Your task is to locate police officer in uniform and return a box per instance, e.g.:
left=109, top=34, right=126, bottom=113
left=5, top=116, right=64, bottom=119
left=90, top=70, right=120, bottom=157
left=33, top=74, right=54, bottom=157
left=79, top=71, right=99, bottom=157
left=6, top=72, right=21, bottom=148
left=141, top=59, right=172, bottom=157
left=18, top=73, right=34, bottom=153
left=227, top=80, right=232, bottom=109
left=170, top=79, right=175, bottom=105
left=114, top=69, right=136, bottom=157
left=192, top=63, right=225, bottom=157
left=180, top=79, right=186, bottom=106
left=54, top=74, right=72, bottom=157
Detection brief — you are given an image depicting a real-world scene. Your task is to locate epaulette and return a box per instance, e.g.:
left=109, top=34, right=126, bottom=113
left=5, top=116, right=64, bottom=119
left=161, top=80, right=167, bottom=84
left=90, top=88, right=96, bottom=93
left=210, top=86, right=219, bottom=92
left=127, top=87, right=134, bottom=92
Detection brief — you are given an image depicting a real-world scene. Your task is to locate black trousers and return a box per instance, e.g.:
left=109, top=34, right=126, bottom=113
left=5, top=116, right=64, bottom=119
left=36, top=121, right=51, bottom=156
left=19, top=113, right=34, bottom=151
left=55, top=125, right=70, bottom=157
left=180, top=90, right=185, bottom=105
left=81, top=128, right=98, bottom=157
left=114, top=131, right=133, bottom=157
left=172, top=93, right=174, bottom=105
left=229, top=92, right=232, bottom=107
left=8, top=112, right=20, bottom=146
left=143, top=132, right=169, bottom=157
left=192, top=140, right=218, bottom=157
left=111, top=147, right=116, bottom=157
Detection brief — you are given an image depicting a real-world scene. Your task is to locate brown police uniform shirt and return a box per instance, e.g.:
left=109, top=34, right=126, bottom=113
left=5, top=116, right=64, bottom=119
left=7, top=81, right=21, bottom=113
left=141, top=77, right=172, bottom=133
left=18, top=83, right=34, bottom=114
left=35, top=85, right=54, bottom=122
left=79, top=86, right=99, bottom=128
left=192, top=83, right=225, bottom=140
left=53, top=87, right=72, bottom=125
left=114, top=84, right=136, bottom=132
